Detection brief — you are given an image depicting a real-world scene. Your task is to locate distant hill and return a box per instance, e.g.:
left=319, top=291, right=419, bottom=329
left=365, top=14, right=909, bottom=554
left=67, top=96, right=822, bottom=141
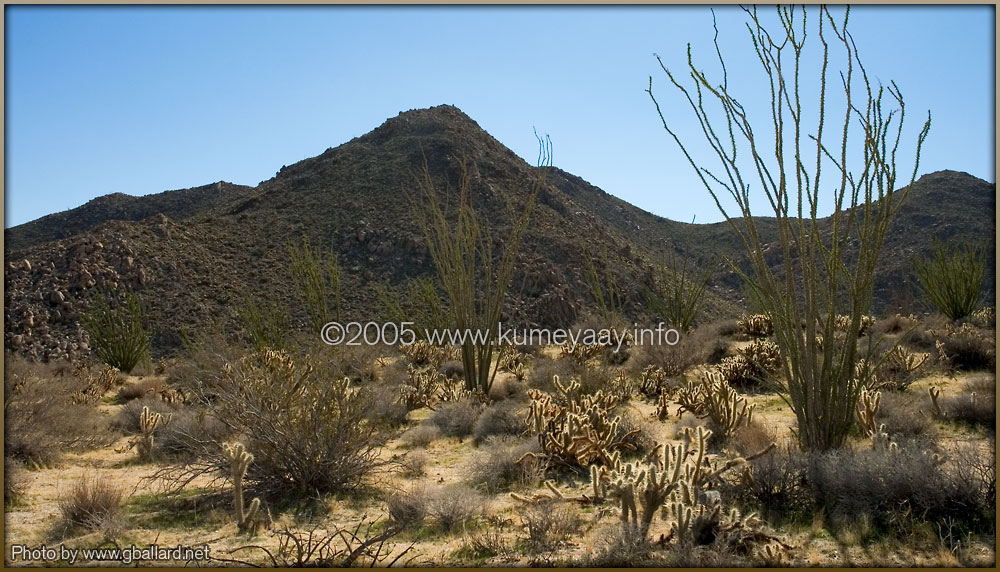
left=5, top=181, right=253, bottom=252
left=4, top=105, right=994, bottom=362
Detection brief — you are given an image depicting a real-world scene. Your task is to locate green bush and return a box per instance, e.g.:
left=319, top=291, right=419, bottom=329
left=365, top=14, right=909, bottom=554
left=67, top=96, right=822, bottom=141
left=81, top=290, right=151, bottom=373
left=912, top=240, right=987, bottom=321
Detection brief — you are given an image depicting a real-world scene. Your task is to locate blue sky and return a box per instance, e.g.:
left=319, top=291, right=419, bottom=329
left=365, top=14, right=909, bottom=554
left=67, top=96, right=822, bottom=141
left=5, top=5, right=994, bottom=228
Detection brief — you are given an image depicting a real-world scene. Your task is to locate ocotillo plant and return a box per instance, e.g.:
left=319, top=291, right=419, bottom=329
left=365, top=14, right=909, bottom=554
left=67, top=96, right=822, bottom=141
left=649, top=6, right=930, bottom=449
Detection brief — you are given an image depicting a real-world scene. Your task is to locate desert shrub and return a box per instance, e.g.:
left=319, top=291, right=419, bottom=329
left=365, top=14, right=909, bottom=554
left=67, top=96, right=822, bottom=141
left=363, top=382, right=410, bottom=428
left=873, top=313, right=920, bottom=337
left=113, top=396, right=178, bottom=434
left=425, top=484, right=485, bottom=531
left=488, top=378, right=527, bottom=402
left=115, top=377, right=165, bottom=403
left=518, top=499, right=583, bottom=554
left=464, top=437, right=543, bottom=493
left=728, top=445, right=812, bottom=523
left=526, top=355, right=583, bottom=392
left=400, top=424, right=442, bottom=448
left=808, top=439, right=992, bottom=533
left=4, top=356, right=114, bottom=467
left=152, top=408, right=233, bottom=460
left=168, top=327, right=245, bottom=401
left=206, top=350, right=382, bottom=496
left=5, top=457, right=28, bottom=506
left=913, top=240, right=987, bottom=321
left=81, top=290, right=151, bottom=373
left=937, top=323, right=996, bottom=372
left=387, top=486, right=427, bottom=528
left=429, top=399, right=481, bottom=438
left=937, top=374, right=995, bottom=428
left=472, top=402, right=524, bottom=446
left=59, top=475, right=126, bottom=537
left=399, top=450, right=428, bottom=478
left=875, top=391, right=934, bottom=439
left=440, top=359, right=464, bottom=381
left=613, top=411, right=656, bottom=457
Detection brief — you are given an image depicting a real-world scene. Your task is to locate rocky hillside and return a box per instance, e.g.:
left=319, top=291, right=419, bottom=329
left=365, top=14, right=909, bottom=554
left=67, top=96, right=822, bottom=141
left=4, top=105, right=995, bottom=362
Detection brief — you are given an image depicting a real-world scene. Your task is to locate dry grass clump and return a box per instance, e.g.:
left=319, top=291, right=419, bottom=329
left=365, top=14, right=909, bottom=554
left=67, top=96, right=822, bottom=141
left=424, top=484, right=486, bottom=531
left=428, top=399, right=482, bottom=438
left=4, top=355, right=115, bottom=467
left=5, top=457, right=29, bottom=506
left=464, top=437, right=544, bottom=493
left=875, top=391, right=934, bottom=439
left=400, top=423, right=442, bottom=448
left=519, top=499, right=584, bottom=554
left=399, top=450, right=429, bottom=478
left=115, top=377, right=165, bottom=403
left=934, top=374, right=995, bottom=428
left=472, top=401, right=524, bottom=446
left=58, top=475, right=127, bottom=538
left=387, top=485, right=428, bottom=528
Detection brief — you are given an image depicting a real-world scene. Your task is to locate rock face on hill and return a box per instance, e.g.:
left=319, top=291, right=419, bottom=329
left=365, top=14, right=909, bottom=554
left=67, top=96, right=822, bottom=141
left=4, top=105, right=995, bottom=361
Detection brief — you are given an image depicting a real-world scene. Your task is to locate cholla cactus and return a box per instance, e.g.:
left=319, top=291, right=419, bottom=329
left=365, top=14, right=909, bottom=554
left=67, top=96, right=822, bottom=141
left=677, top=371, right=753, bottom=439
left=72, top=365, right=120, bottom=405
left=654, top=389, right=672, bottom=422
left=737, top=314, right=773, bottom=337
left=590, top=426, right=753, bottom=541
left=971, top=306, right=996, bottom=328
left=223, top=442, right=263, bottom=534
left=522, top=376, right=637, bottom=468
left=399, top=364, right=444, bottom=410
left=137, top=405, right=170, bottom=460
left=877, top=346, right=929, bottom=390
left=854, top=388, right=880, bottom=437
left=559, top=342, right=604, bottom=364
left=834, top=314, right=876, bottom=335
left=928, top=386, right=943, bottom=418
left=607, top=369, right=635, bottom=404
left=400, top=341, right=457, bottom=368
left=638, top=365, right=668, bottom=397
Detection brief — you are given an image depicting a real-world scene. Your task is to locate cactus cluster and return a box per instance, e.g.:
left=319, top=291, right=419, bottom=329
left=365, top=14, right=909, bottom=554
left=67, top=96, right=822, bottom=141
left=522, top=376, right=638, bottom=468
left=558, top=343, right=604, bottom=364
left=971, top=306, right=996, bottom=328
left=72, top=365, right=120, bottom=405
left=590, top=426, right=754, bottom=541
left=833, top=314, right=876, bottom=335
left=400, top=341, right=459, bottom=368
left=737, top=314, right=773, bottom=338
left=638, top=365, right=668, bottom=397
left=676, top=371, right=754, bottom=439
left=607, top=369, right=635, bottom=404
left=399, top=364, right=445, bottom=410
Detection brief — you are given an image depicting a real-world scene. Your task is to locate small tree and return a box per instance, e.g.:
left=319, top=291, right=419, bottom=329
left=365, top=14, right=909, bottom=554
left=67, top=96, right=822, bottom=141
left=81, top=290, right=152, bottom=373
left=912, top=240, right=986, bottom=321
left=648, top=6, right=930, bottom=450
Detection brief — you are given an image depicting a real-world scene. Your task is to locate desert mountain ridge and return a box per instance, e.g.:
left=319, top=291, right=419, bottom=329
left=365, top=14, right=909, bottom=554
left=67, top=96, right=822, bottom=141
left=4, top=104, right=995, bottom=362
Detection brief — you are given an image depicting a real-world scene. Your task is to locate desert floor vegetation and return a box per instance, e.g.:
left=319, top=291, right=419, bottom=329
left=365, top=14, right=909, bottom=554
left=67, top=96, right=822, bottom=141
left=3, top=310, right=995, bottom=567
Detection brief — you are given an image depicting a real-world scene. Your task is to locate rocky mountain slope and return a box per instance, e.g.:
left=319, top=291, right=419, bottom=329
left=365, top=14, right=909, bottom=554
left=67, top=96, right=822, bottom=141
left=4, top=105, right=994, bottom=361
